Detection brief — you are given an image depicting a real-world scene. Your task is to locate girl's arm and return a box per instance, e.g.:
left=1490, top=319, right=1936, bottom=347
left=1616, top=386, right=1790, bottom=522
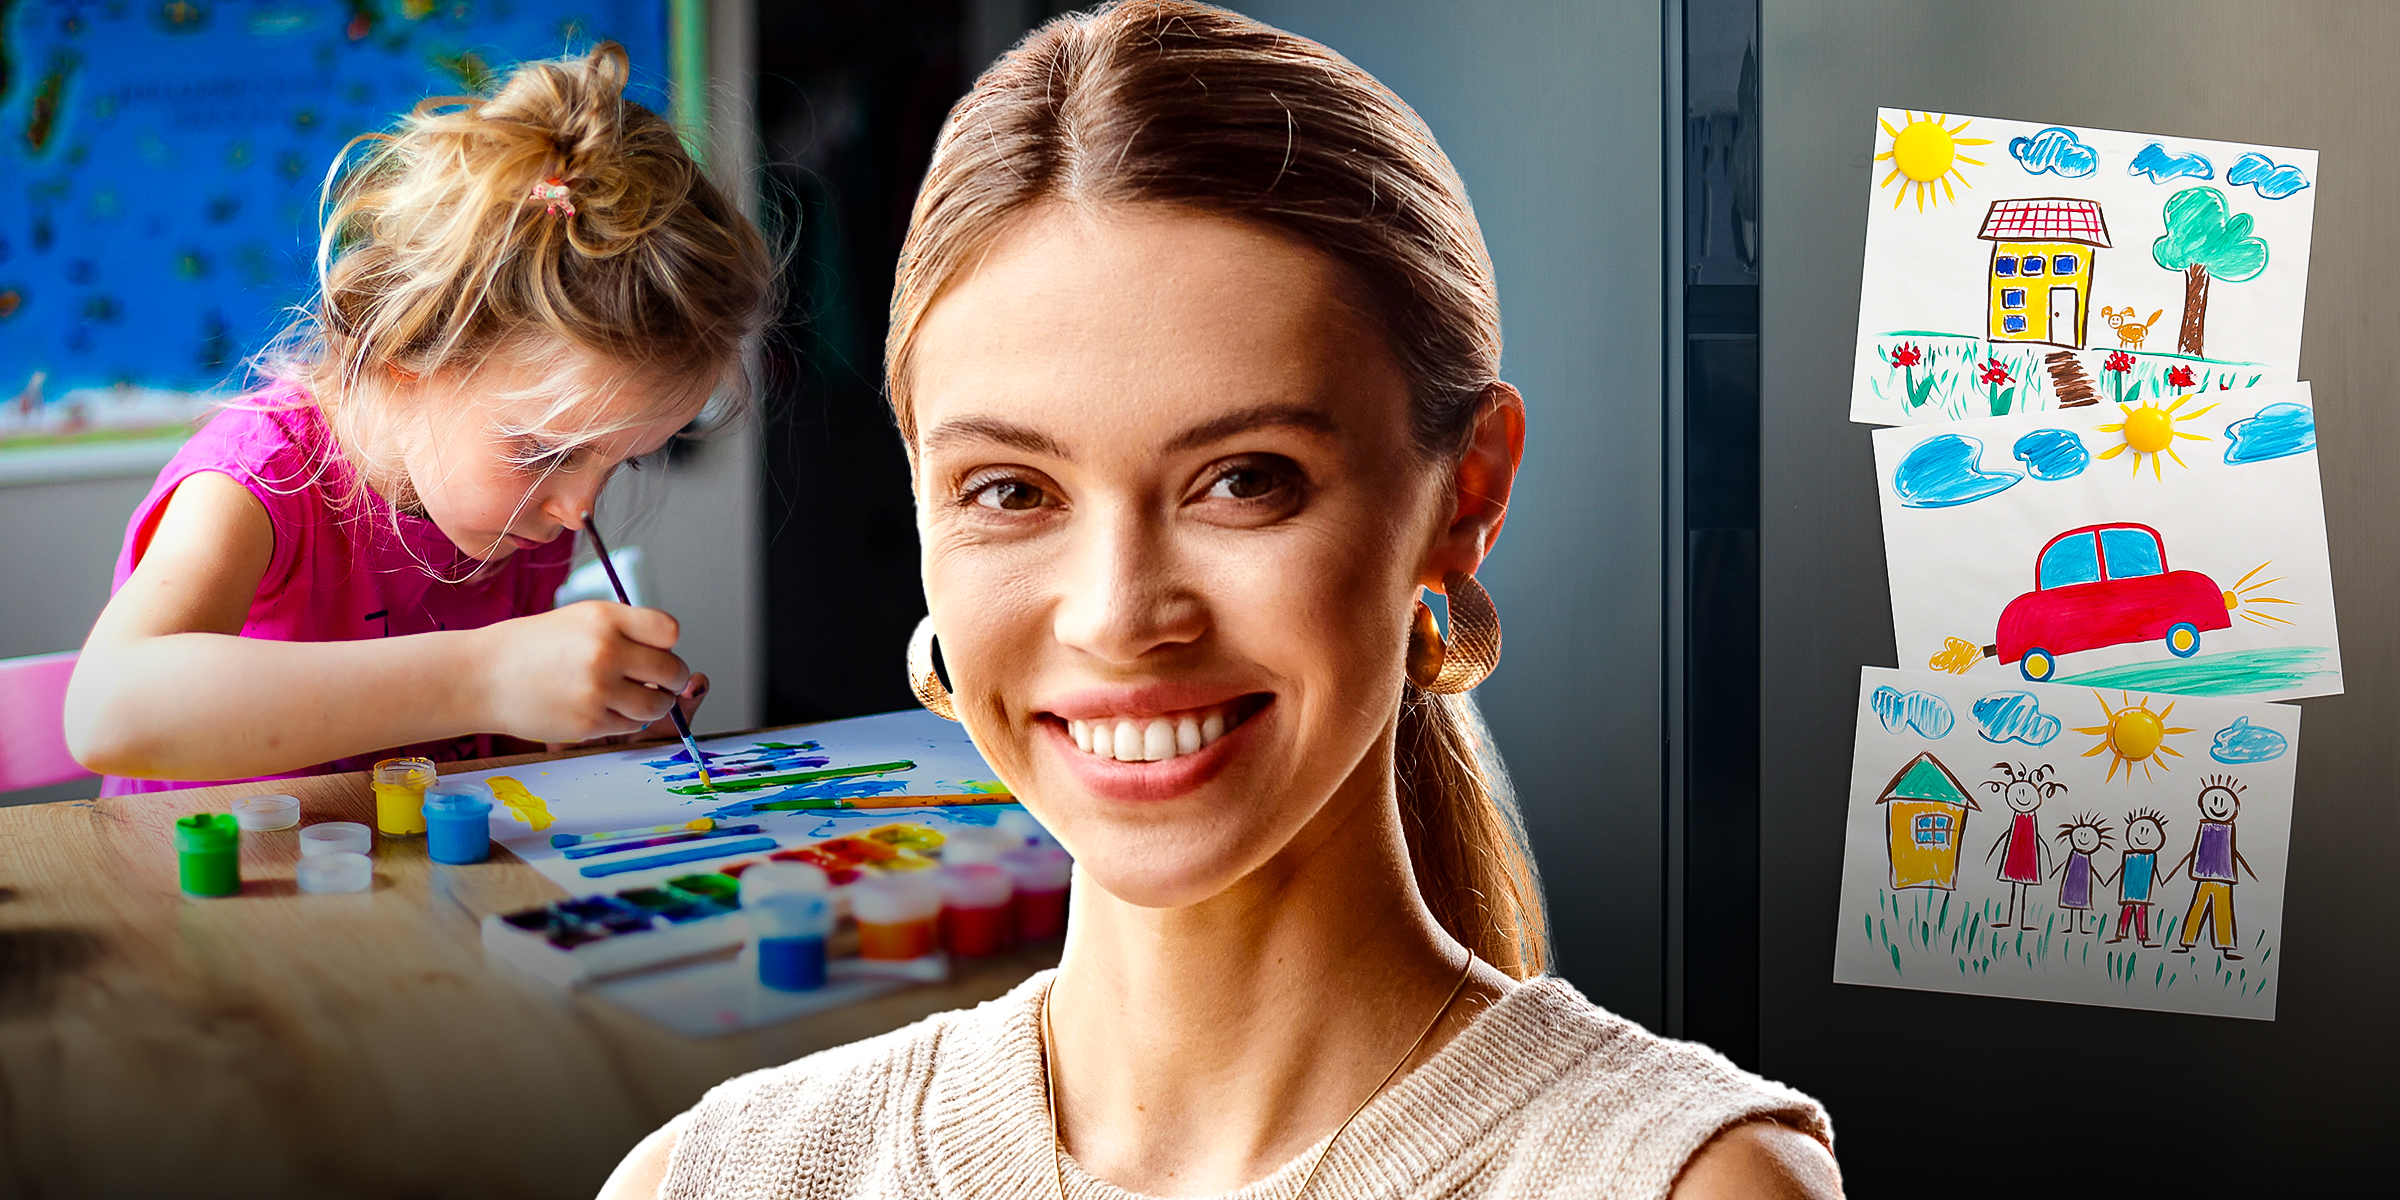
left=66, top=472, right=691, bottom=780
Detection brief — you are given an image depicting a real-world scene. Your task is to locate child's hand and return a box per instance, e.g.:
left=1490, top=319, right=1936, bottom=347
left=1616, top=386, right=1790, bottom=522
left=475, top=601, right=693, bottom=744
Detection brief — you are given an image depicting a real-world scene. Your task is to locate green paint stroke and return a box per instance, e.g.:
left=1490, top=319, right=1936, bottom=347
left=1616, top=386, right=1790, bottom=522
left=2053, top=646, right=2335, bottom=696
left=667, top=759, right=916, bottom=796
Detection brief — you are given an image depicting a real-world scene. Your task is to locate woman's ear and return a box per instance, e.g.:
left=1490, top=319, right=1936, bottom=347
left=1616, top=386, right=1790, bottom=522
left=1422, top=382, right=1527, bottom=588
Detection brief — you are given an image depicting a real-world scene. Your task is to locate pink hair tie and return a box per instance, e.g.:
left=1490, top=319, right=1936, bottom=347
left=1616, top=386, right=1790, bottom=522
left=529, top=177, right=576, bottom=217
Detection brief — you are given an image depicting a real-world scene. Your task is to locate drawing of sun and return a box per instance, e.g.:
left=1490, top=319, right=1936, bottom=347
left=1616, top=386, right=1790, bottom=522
left=2074, top=692, right=2195, bottom=784
left=2096, top=395, right=2220, bottom=479
left=1876, top=112, right=1991, bottom=211
left=2223, top=561, right=2300, bottom=628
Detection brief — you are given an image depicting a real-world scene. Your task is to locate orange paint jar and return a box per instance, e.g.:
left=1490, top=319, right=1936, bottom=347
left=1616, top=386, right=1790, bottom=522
left=851, top=870, right=943, bottom=960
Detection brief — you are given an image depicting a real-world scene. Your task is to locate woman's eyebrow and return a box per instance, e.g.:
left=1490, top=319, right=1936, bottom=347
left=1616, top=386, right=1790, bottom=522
left=1164, top=403, right=1338, bottom=452
left=920, top=416, right=1070, bottom=458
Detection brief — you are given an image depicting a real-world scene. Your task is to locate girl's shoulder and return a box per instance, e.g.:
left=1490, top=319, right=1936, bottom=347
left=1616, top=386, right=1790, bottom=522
left=1466, top=978, right=1831, bottom=1198
left=175, top=388, right=339, bottom=486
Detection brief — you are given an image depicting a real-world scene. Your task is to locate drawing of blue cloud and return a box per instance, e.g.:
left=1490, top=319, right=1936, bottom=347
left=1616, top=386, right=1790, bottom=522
left=2011, top=428, right=2089, bottom=481
left=1893, top=434, right=2022, bottom=508
left=1974, top=692, right=2060, bottom=746
left=1874, top=687, right=1955, bottom=739
left=2223, top=402, right=2316, bottom=464
left=2009, top=127, right=2097, bottom=178
left=2129, top=142, right=2214, bottom=183
left=2227, top=152, right=2311, bottom=199
left=2210, top=716, right=2288, bottom=763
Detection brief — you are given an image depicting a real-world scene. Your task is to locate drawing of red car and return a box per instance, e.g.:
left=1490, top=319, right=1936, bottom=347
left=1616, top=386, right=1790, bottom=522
left=1988, top=523, right=2232, bottom=682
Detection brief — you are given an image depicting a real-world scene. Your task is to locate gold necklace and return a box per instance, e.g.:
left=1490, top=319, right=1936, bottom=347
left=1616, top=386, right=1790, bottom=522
left=1039, top=952, right=1477, bottom=1200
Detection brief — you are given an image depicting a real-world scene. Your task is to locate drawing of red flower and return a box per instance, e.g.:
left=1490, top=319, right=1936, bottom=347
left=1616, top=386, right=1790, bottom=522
left=1889, top=343, right=1923, bottom=368
left=2168, top=365, right=2196, bottom=389
left=1979, top=359, right=2011, bottom=386
left=2104, top=350, right=2136, bottom=373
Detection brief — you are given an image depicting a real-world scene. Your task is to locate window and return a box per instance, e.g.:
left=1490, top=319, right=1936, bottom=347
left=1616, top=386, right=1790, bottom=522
left=2039, top=532, right=2101, bottom=588
left=2001, top=287, right=2027, bottom=309
left=1913, top=813, right=1953, bottom=847
left=2021, top=255, right=2047, bottom=276
left=2002, top=314, right=2028, bottom=334
left=1994, top=254, right=2019, bottom=277
left=2053, top=253, right=2080, bottom=275
left=2099, top=527, right=2165, bottom=579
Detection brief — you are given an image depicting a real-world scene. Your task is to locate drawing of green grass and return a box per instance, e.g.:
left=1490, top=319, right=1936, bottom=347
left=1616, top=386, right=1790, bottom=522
left=1867, top=334, right=2269, bottom=422
left=1861, top=887, right=2274, bottom=1001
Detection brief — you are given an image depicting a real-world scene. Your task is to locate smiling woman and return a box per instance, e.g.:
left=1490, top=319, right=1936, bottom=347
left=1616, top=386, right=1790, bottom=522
left=612, top=4, right=1837, bottom=1198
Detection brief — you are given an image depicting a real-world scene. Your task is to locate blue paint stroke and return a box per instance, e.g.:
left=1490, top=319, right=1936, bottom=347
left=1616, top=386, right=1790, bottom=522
left=2012, top=428, right=2090, bottom=481
left=2129, top=142, right=2213, bottom=183
left=1974, top=692, right=2061, bottom=746
left=1872, top=686, right=1955, bottom=739
left=1894, top=435, right=2022, bottom=508
left=2210, top=716, right=2288, bottom=763
left=801, top=805, right=1015, bottom=838
left=659, top=748, right=831, bottom=784
left=705, top=776, right=915, bottom=819
left=2009, top=127, right=2098, bottom=178
left=2223, top=402, right=2315, bottom=464
left=2226, top=152, right=2311, bottom=200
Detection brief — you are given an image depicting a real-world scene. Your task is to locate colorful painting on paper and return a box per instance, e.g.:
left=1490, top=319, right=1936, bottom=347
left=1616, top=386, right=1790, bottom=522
left=1834, top=668, right=2297, bottom=1019
left=441, top=709, right=1016, bottom=894
left=1852, top=110, right=2316, bottom=425
left=1874, top=382, right=2339, bottom=701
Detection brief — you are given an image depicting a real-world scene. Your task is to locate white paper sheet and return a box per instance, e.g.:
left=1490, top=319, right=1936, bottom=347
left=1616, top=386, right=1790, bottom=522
left=440, top=708, right=1019, bottom=894
left=1833, top=668, right=2296, bottom=1019
left=1872, top=382, right=2339, bottom=701
left=1851, top=109, right=2316, bottom=426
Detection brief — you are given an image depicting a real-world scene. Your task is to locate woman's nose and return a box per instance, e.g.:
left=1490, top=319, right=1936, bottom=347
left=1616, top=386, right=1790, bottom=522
left=1050, top=509, right=1206, bottom=664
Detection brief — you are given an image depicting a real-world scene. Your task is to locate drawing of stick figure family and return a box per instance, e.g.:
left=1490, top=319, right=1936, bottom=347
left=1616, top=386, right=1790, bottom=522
left=1980, top=763, right=2257, bottom=957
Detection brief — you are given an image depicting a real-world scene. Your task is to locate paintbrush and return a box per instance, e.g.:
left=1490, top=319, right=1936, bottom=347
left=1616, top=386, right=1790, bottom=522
left=581, top=511, right=714, bottom=790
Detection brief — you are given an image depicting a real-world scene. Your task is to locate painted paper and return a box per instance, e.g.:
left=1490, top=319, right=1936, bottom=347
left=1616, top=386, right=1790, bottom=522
left=441, top=709, right=1016, bottom=894
left=1834, top=668, right=2296, bottom=1019
left=1852, top=109, right=2316, bottom=426
left=1874, top=382, right=2339, bottom=701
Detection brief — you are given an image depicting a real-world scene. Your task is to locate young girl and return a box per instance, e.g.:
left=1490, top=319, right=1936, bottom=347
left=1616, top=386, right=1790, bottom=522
left=64, top=43, right=771, bottom=794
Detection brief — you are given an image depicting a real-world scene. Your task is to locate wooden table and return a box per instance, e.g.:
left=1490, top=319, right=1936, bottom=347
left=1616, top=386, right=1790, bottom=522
left=0, top=755, right=1057, bottom=1199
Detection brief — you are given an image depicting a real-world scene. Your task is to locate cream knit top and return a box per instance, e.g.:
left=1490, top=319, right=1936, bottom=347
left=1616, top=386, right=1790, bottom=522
left=663, top=971, right=1830, bottom=1200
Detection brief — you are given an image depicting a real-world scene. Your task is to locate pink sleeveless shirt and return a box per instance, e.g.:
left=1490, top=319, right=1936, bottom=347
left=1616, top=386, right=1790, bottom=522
left=101, top=392, right=574, bottom=796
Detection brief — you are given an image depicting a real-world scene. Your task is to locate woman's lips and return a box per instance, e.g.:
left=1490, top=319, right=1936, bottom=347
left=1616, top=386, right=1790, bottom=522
left=1045, top=696, right=1270, bottom=803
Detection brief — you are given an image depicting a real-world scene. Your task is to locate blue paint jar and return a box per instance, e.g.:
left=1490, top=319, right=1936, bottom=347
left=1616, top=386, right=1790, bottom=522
left=744, top=864, right=832, bottom=992
left=422, top=786, right=493, bottom=865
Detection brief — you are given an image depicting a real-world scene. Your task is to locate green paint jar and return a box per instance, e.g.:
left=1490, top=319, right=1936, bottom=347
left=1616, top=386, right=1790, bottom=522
left=173, top=813, right=241, bottom=897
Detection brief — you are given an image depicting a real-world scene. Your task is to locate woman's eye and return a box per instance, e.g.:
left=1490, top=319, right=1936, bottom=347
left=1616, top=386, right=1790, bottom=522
left=1201, top=457, right=1301, bottom=504
left=969, top=478, right=1050, bottom=511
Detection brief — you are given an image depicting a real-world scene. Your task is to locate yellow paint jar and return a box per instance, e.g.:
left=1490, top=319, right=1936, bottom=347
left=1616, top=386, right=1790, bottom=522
left=371, top=757, right=437, bottom=836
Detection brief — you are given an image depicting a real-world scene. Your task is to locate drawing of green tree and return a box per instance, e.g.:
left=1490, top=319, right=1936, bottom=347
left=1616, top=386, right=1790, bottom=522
left=2152, top=186, right=2269, bottom=357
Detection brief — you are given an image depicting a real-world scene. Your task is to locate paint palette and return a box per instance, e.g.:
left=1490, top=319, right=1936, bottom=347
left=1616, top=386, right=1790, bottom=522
left=482, top=879, right=748, bottom=988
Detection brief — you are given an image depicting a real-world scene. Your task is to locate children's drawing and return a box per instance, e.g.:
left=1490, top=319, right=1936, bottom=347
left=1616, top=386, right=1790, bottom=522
left=1852, top=110, right=2314, bottom=425
left=441, top=709, right=1013, bottom=895
left=1981, top=761, right=2062, bottom=926
left=1877, top=752, right=1978, bottom=890
left=1836, top=668, right=2298, bottom=1018
left=2208, top=716, right=2288, bottom=763
left=1873, top=383, right=2340, bottom=701
left=2073, top=692, right=2194, bottom=784
left=1872, top=685, right=1954, bottom=737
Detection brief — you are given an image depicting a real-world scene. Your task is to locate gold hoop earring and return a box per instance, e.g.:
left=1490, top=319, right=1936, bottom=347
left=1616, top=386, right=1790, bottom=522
left=907, top=616, right=958, bottom=721
left=1406, top=572, right=1502, bottom=694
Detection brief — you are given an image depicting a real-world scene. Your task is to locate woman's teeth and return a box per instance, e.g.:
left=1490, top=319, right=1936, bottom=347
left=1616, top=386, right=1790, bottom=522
left=1068, top=705, right=1237, bottom=762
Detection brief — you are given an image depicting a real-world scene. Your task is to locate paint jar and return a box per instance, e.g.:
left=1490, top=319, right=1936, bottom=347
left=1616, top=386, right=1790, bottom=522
left=941, top=827, right=1016, bottom=867
left=296, top=851, right=373, bottom=894
left=300, top=822, right=373, bottom=858
left=371, top=757, right=437, bottom=836
left=1002, top=847, right=1073, bottom=941
left=743, top=863, right=831, bottom=991
left=173, top=813, right=241, bottom=897
left=231, top=793, right=300, bottom=832
left=851, top=869, right=943, bottom=961
left=422, top=785, right=493, bottom=865
left=939, top=862, right=1016, bottom=958
left=997, top=809, right=1057, bottom=849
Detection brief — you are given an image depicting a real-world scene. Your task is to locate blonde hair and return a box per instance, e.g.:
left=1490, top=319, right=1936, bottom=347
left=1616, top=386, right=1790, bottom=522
left=887, top=1, right=1548, bottom=977
left=271, top=41, right=772, bottom=506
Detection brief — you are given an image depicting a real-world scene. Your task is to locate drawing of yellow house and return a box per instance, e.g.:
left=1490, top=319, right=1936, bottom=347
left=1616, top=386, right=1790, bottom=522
left=1877, top=752, right=1979, bottom=890
left=1978, top=198, right=2109, bottom=349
